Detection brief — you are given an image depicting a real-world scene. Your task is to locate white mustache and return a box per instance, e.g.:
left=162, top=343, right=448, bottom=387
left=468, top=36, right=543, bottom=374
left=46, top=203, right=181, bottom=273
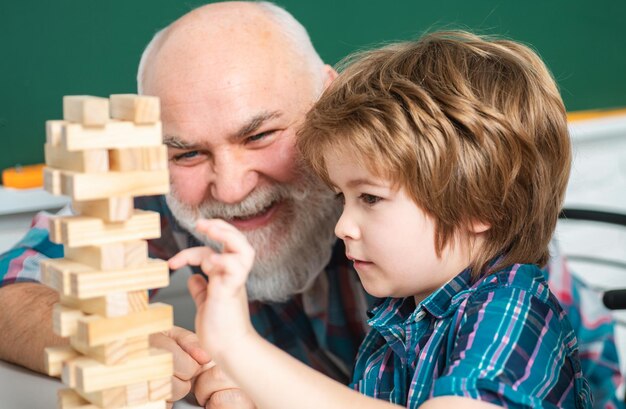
left=196, top=185, right=287, bottom=220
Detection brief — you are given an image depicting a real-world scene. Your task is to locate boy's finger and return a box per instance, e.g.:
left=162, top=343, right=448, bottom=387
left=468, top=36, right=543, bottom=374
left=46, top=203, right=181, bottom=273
left=196, top=222, right=254, bottom=258
left=169, top=247, right=216, bottom=270
left=207, top=253, right=252, bottom=285
left=188, top=274, right=208, bottom=309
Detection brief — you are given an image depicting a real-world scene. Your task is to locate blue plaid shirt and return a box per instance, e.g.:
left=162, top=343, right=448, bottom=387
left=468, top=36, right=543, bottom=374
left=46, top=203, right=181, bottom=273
left=352, top=263, right=593, bottom=408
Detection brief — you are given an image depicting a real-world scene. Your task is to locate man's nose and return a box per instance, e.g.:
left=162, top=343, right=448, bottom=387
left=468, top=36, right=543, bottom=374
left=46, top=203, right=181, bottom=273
left=210, top=150, right=258, bottom=204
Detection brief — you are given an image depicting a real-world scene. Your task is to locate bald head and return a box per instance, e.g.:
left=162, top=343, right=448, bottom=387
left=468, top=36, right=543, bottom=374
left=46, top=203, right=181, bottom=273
left=138, top=1, right=325, bottom=94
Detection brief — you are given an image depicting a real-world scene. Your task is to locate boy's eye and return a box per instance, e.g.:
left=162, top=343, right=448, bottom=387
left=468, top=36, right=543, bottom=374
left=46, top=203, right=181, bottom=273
left=359, top=193, right=381, bottom=205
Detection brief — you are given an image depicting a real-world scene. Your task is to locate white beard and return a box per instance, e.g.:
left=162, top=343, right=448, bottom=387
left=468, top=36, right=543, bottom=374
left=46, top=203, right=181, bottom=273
left=166, top=169, right=340, bottom=302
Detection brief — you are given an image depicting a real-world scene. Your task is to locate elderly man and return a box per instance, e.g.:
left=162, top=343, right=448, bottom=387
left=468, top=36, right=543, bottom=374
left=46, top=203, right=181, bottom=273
left=0, top=2, right=622, bottom=408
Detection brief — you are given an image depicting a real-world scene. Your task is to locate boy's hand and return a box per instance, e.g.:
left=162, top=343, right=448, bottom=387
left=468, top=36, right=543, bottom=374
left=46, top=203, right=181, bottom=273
left=168, top=219, right=255, bottom=357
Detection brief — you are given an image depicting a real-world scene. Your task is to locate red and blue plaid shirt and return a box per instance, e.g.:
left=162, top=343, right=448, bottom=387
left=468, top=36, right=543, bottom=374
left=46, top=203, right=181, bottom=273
left=352, top=263, right=593, bottom=408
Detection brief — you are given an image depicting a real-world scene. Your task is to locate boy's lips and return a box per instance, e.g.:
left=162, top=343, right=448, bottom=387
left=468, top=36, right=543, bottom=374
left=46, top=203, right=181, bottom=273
left=227, top=200, right=282, bottom=230
left=346, top=253, right=373, bottom=265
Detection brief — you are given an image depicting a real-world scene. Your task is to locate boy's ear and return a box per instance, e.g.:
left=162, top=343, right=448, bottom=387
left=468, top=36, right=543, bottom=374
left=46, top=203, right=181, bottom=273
left=469, top=220, right=491, bottom=234
left=322, top=64, right=338, bottom=91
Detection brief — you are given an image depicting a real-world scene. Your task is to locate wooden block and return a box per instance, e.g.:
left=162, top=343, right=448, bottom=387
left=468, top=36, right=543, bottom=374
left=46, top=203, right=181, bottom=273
left=41, top=258, right=91, bottom=296
left=43, top=166, right=62, bottom=195
left=110, top=94, right=160, bottom=124
left=126, top=381, right=149, bottom=406
left=62, top=356, right=92, bottom=388
left=59, top=169, right=169, bottom=201
left=53, top=303, right=87, bottom=337
left=45, top=143, right=109, bottom=173
left=64, top=240, right=148, bottom=270
left=73, top=348, right=172, bottom=392
left=59, top=388, right=166, bottom=409
left=73, top=260, right=168, bottom=298
left=76, top=303, right=172, bottom=347
left=46, top=120, right=65, bottom=146
left=50, top=210, right=161, bottom=248
left=148, top=377, right=172, bottom=401
left=71, top=335, right=150, bottom=365
left=77, top=385, right=127, bottom=408
left=58, top=388, right=88, bottom=408
left=44, top=345, right=79, bottom=377
left=41, top=258, right=168, bottom=299
left=72, top=197, right=135, bottom=222
left=109, top=146, right=168, bottom=172
left=62, top=120, right=162, bottom=151
left=63, top=96, right=109, bottom=127
left=61, top=291, right=148, bottom=317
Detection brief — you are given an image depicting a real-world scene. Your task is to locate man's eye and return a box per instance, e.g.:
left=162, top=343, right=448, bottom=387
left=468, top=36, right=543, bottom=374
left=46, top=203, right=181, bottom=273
left=173, top=151, right=200, bottom=161
left=359, top=193, right=381, bottom=205
left=246, top=130, right=274, bottom=143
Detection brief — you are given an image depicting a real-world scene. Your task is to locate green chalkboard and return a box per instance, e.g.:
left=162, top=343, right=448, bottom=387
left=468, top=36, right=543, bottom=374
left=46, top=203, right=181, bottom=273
left=1, top=0, right=625, bottom=174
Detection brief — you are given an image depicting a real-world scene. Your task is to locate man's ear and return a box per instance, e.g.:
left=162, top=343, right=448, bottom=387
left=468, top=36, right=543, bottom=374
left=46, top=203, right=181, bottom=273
left=322, top=64, right=338, bottom=91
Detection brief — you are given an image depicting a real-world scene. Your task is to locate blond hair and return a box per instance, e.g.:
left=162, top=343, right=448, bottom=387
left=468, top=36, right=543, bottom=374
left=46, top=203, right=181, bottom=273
left=297, top=31, right=571, bottom=277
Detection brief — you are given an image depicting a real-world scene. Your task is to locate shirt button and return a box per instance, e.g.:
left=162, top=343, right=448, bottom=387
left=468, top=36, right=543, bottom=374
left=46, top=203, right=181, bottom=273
left=415, top=310, right=427, bottom=322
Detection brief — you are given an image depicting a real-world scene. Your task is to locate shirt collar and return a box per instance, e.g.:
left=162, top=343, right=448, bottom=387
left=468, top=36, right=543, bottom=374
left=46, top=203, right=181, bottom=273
left=367, top=264, right=480, bottom=328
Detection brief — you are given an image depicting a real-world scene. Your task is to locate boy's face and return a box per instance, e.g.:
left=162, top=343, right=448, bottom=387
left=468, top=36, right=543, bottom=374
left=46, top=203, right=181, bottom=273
left=325, top=151, right=473, bottom=303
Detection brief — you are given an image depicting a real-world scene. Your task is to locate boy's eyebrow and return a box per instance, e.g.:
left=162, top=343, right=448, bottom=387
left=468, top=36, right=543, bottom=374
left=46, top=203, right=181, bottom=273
left=233, top=111, right=282, bottom=141
left=347, top=178, right=385, bottom=188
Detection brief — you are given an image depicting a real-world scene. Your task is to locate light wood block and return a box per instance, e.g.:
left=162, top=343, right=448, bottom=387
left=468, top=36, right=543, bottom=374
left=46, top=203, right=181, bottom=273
left=72, top=197, right=135, bottom=222
left=63, top=96, right=110, bottom=127
left=50, top=210, right=161, bottom=248
left=109, top=146, right=168, bottom=172
left=110, top=94, right=160, bottom=124
left=58, top=388, right=86, bottom=408
left=53, top=303, right=87, bottom=337
left=41, top=258, right=168, bottom=298
left=45, top=143, right=109, bottom=173
left=72, top=260, right=168, bottom=298
left=46, top=120, right=65, bottom=146
left=148, top=377, right=172, bottom=401
left=63, top=356, right=91, bottom=388
left=62, top=120, right=162, bottom=151
left=44, top=345, right=80, bottom=377
left=70, top=335, right=150, bottom=365
left=78, top=385, right=126, bottom=408
left=71, top=348, right=172, bottom=392
left=44, top=166, right=62, bottom=195
left=64, top=240, right=148, bottom=270
left=59, top=388, right=166, bottom=409
left=41, top=257, right=93, bottom=296
left=58, top=169, right=169, bottom=201
left=126, top=381, right=149, bottom=406
left=76, top=303, right=172, bottom=347
left=61, top=291, right=148, bottom=317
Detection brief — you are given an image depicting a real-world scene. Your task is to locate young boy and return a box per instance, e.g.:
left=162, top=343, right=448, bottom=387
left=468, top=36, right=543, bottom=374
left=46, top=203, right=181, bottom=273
left=169, top=31, right=592, bottom=408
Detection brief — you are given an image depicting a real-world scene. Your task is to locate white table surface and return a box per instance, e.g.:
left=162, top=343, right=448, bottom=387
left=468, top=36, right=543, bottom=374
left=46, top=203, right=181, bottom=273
left=0, top=359, right=199, bottom=408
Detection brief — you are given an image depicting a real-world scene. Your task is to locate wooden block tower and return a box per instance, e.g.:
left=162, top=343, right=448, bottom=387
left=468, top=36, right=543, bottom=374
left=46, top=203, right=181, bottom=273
left=41, top=95, right=173, bottom=409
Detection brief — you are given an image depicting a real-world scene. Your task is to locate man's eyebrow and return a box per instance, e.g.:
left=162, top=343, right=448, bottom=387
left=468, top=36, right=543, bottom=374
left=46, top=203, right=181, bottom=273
left=234, top=111, right=282, bottom=140
left=163, top=135, right=200, bottom=150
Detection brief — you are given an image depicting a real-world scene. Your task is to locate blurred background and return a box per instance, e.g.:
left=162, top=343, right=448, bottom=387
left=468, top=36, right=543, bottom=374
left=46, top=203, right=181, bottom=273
left=1, top=0, right=625, bottom=172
